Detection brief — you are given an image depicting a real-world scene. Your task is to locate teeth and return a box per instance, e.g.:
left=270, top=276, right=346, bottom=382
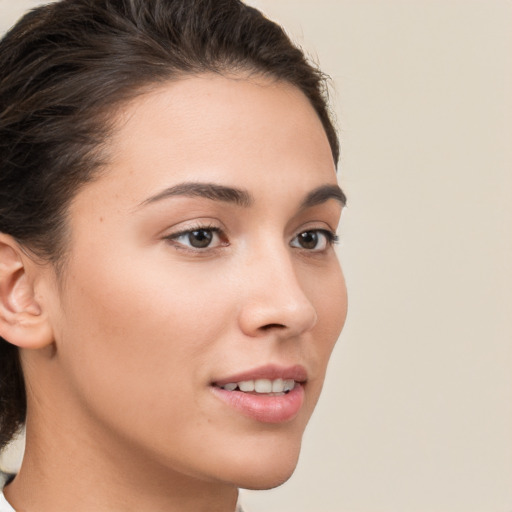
left=272, top=378, right=284, bottom=392
left=220, top=378, right=297, bottom=394
left=238, top=380, right=255, bottom=392
left=283, top=379, right=295, bottom=392
left=254, top=379, right=272, bottom=393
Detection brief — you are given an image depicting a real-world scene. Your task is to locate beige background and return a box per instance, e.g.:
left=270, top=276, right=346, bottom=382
left=1, top=1, right=511, bottom=511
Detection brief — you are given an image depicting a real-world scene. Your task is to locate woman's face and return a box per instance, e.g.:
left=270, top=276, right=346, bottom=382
left=43, top=74, right=347, bottom=489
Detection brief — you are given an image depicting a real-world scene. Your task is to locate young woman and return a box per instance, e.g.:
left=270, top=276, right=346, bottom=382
left=0, top=0, right=347, bottom=510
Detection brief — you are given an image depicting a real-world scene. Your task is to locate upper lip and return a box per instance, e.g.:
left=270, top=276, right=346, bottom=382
left=212, top=364, right=308, bottom=386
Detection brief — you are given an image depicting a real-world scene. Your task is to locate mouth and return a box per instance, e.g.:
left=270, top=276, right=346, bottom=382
left=215, top=378, right=297, bottom=396
left=210, top=365, right=307, bottom=423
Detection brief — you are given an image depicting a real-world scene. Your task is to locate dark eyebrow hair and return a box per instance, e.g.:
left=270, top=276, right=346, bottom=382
left=300, top=184, right=347, bottom=209
left=139, top=182, right=253, bottom=208
left=138, top=181, right=346, bottom=210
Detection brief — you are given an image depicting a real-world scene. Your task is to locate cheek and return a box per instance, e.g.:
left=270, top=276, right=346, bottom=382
left=54, top=250, right=233, bottom=415
left=63, top=245, right=228, bottom=340
left=309, top=261, right=347, bottom=348
left=299, top=260, right=347, bottom=391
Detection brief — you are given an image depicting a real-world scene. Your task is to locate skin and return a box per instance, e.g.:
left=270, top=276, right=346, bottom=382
left=2, top=74, right=347, bottom=511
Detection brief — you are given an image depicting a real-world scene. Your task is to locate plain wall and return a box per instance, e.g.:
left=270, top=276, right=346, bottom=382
left=1, top=1, right=511, bottom=511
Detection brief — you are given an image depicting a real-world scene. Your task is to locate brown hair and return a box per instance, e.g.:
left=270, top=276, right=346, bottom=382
left=0, top=0, right=339, bottom=451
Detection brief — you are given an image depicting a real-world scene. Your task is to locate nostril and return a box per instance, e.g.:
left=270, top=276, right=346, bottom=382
left=260, top=323, right=286, bottom=331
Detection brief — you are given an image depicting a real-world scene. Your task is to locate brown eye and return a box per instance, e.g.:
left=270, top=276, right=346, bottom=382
left=297, top=231, right=319, bottom=249
left=290, top=230, right=338, bottom=251
left=187, top=229, right=213, bottom=248
left=166, top=226, right=228, bottom=251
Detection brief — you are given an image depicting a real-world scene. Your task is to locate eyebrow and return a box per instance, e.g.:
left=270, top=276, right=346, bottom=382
left=139, top=182, right=346, bottom=209
left=300, top=184, right=347, bottom=209
left=139, top=182, right=253, bottom=208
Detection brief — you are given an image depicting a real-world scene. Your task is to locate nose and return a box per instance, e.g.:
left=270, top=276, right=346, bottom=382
left=237, top=249, right=318, bottom=339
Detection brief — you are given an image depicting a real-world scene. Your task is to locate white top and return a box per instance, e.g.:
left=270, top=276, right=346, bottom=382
left=0, top=492, right=14, bottom=512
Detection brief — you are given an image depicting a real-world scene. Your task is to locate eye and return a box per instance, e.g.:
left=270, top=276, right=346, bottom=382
left=290, top=229, right=338, bottom=251
left=165, top=227, right=227, bottom=250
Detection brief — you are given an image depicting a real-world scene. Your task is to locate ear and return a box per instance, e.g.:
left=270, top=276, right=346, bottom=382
left=0, top=234, right=54, bottom=349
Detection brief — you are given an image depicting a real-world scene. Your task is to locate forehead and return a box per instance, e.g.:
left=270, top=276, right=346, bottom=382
left=80, top=74, right=337, bottom=211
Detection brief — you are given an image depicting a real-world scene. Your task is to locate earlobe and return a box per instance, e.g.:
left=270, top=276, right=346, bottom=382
left=0, top=234, right=54, bottom=349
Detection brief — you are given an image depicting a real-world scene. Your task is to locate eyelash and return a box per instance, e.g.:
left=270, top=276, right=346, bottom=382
left=164, top=224, right=339, bottom=254
left=164, top=224, right=226, bottom=252
left=292, top=229, right=339, bottom=250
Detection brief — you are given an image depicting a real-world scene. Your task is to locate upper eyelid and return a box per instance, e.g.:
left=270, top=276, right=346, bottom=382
left=164, top=223, right=337, bottom=238
left=291, top=222, right=338, bottom=240
left=163, top=220, right=223, bottom=237
left=167, top=225, right=221, bottom=238
left=165, top=224, right=335, bottom=236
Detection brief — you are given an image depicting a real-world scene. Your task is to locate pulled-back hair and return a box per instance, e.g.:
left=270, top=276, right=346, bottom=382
left=0, top=0, right=339, bottom=451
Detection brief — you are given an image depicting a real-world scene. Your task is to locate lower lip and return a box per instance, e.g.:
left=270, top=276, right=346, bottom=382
left=210, top=384, right=305, bottom=423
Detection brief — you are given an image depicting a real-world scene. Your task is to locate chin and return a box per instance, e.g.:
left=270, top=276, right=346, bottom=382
left=237, top=470, right=295, bottom=491
left=224, top=440, right=302, bottom=490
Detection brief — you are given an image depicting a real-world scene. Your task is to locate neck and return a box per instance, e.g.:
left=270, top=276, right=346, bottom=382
left=5, top=407, right=238, bottom=512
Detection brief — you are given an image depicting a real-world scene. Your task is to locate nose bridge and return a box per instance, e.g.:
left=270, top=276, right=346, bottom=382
left=238, top=239, right=318, bottom=337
